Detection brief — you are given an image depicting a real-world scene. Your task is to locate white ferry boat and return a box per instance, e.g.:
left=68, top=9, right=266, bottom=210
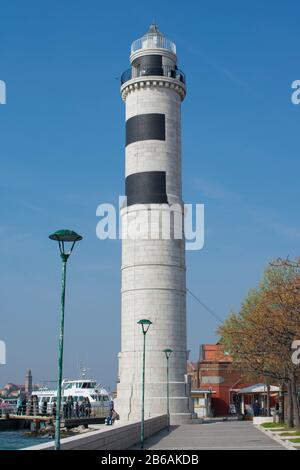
left=35, top=378, right=112, bottom=414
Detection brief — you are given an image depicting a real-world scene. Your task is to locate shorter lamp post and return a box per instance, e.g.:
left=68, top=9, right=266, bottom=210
left=137, top=319, right=152, bottom=449
left=49, top=229, right=82, bottom=451
left=163, top=348, right=173, bottom=431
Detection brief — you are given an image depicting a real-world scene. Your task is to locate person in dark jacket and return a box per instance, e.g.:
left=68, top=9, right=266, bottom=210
left=42, top=400, right=48, bottom=416
left=17, top=396, right=22, bottom=415
left=85, top=397, right=91, bottom=417
left=22, top=397, right=27, bottom=415
left=106, top=406, right=116, bottom=425
left=253, top=400, right=260, bottom=417
left=52, top=401, right=57, bottom=419
left=75, top=400, right=79, bottom=418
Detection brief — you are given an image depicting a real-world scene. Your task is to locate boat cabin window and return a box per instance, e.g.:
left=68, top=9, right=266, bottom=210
left=64, top=383, right=73, bottom=389
left=79, top=382, right=96, bottom=389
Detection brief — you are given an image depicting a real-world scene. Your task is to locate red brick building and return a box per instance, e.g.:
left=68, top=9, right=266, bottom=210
left=188, top=343, right=278, bottom=417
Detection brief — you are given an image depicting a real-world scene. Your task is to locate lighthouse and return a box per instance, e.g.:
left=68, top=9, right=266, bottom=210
left=116, top=25, right=193, bottom=424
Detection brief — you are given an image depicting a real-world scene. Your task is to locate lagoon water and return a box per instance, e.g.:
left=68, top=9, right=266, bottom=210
left=0, top=431, right=52, bottom=450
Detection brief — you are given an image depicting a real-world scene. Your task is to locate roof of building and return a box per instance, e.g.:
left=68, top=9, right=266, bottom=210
left=2, top=383, right=21, bottom=390
left=237, top=383, right=280, bottom=394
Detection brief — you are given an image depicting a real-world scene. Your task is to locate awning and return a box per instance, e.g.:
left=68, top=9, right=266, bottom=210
left=237, top=383, right=279, bottom=394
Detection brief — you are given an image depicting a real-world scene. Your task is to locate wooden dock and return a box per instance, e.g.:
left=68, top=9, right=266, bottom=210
left=1, top=414, right=106, bottom=430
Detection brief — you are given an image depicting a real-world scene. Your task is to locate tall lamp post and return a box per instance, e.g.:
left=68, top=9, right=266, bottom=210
left=49, top=229, right=82, bottom=451
left=137, top=319, right=152, bottom=449
left=163, top=348, right=173, bottom=431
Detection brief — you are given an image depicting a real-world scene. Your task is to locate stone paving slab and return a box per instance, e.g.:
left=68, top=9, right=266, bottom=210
left=131, top=421, right=285, bottom=450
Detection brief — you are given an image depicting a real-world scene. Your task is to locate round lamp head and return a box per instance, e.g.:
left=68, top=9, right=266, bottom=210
left=163, top=348, right=173, bottom=359
left=49, top=229, right=82, bottom=256
left=137, top=319, right=152, bottom=334
left=49, top=230, right=82, bottom=242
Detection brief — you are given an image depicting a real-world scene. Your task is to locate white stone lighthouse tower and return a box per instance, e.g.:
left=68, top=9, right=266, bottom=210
left=116, top=25, right=193, bottom=424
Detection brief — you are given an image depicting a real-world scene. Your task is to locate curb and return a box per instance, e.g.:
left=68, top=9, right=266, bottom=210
left=255, top=425, right=298, bottom=451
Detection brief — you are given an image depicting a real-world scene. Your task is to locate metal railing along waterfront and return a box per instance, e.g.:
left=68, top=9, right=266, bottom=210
left=58, top=405, right=108, bottom=420
left=121, top=65, right=186, bottom=86
left=1, top=403, right=108, bottom=420
left=0, top=405, right=17, bottom=418
left=131, top=35, right=176, bottom=54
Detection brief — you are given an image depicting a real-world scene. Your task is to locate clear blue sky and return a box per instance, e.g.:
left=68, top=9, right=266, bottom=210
left=1, top=0, right=299, bottom=389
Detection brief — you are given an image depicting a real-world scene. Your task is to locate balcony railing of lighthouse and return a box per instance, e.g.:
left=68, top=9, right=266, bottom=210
left=121, top=65, right=186, bottom=86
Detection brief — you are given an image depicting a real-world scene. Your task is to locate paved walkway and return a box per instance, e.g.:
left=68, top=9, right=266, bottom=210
left=132, top=421, right=285, bottom=450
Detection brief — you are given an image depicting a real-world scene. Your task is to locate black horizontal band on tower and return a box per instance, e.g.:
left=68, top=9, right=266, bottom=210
left=131, top=54, right=163, bottom=77
left=132, top=54, right=162, bottom=67
left=126, top=113, right=166, bottom=146
left=125, top=171, right=168, bottom=206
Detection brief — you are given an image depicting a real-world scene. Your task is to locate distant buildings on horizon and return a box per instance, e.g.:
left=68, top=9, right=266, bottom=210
left=0, top=369, right=37, bottom=398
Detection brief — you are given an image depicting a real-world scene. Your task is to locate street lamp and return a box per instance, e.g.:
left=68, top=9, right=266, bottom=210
left=137, top=319, right=152, bottom=449
left=49, top=229, right=82, bottom=451
left=163, top=348, right=173, bottom=431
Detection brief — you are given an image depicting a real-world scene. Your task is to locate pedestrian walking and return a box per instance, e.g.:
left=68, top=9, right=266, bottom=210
left=52, top=401, right=57, bottom=419
left=79, top=399, right=84, bottom=418
left=17, top=396, right=22, bottom=415
left=22, top=397, right=27, bottom=415
left=42, top=399, right=48, bottom=416
left=253, top=400, right=260, bottom=417
left=105, top=406, right=116, bottom=425
left=86, top=397, right=91, bottom=417
left=75, top=400, right=79, bottom=418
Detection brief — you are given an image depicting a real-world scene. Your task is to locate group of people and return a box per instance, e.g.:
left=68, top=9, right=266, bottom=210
left=14, top=394, right=117, bottom=425
left=62, top=396, right=92, bottom=419
left=16, top=396, right=27, bottom=415
left=15, top=394, right=93, bottom=419
left=16, top=394, right=39, bottom=416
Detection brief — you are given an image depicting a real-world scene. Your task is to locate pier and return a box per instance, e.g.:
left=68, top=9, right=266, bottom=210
left=0, top=413, right=106, bottom=432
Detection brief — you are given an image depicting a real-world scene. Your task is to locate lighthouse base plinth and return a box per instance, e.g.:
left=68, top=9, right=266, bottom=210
left=115, top=381, right=194, bottom=425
